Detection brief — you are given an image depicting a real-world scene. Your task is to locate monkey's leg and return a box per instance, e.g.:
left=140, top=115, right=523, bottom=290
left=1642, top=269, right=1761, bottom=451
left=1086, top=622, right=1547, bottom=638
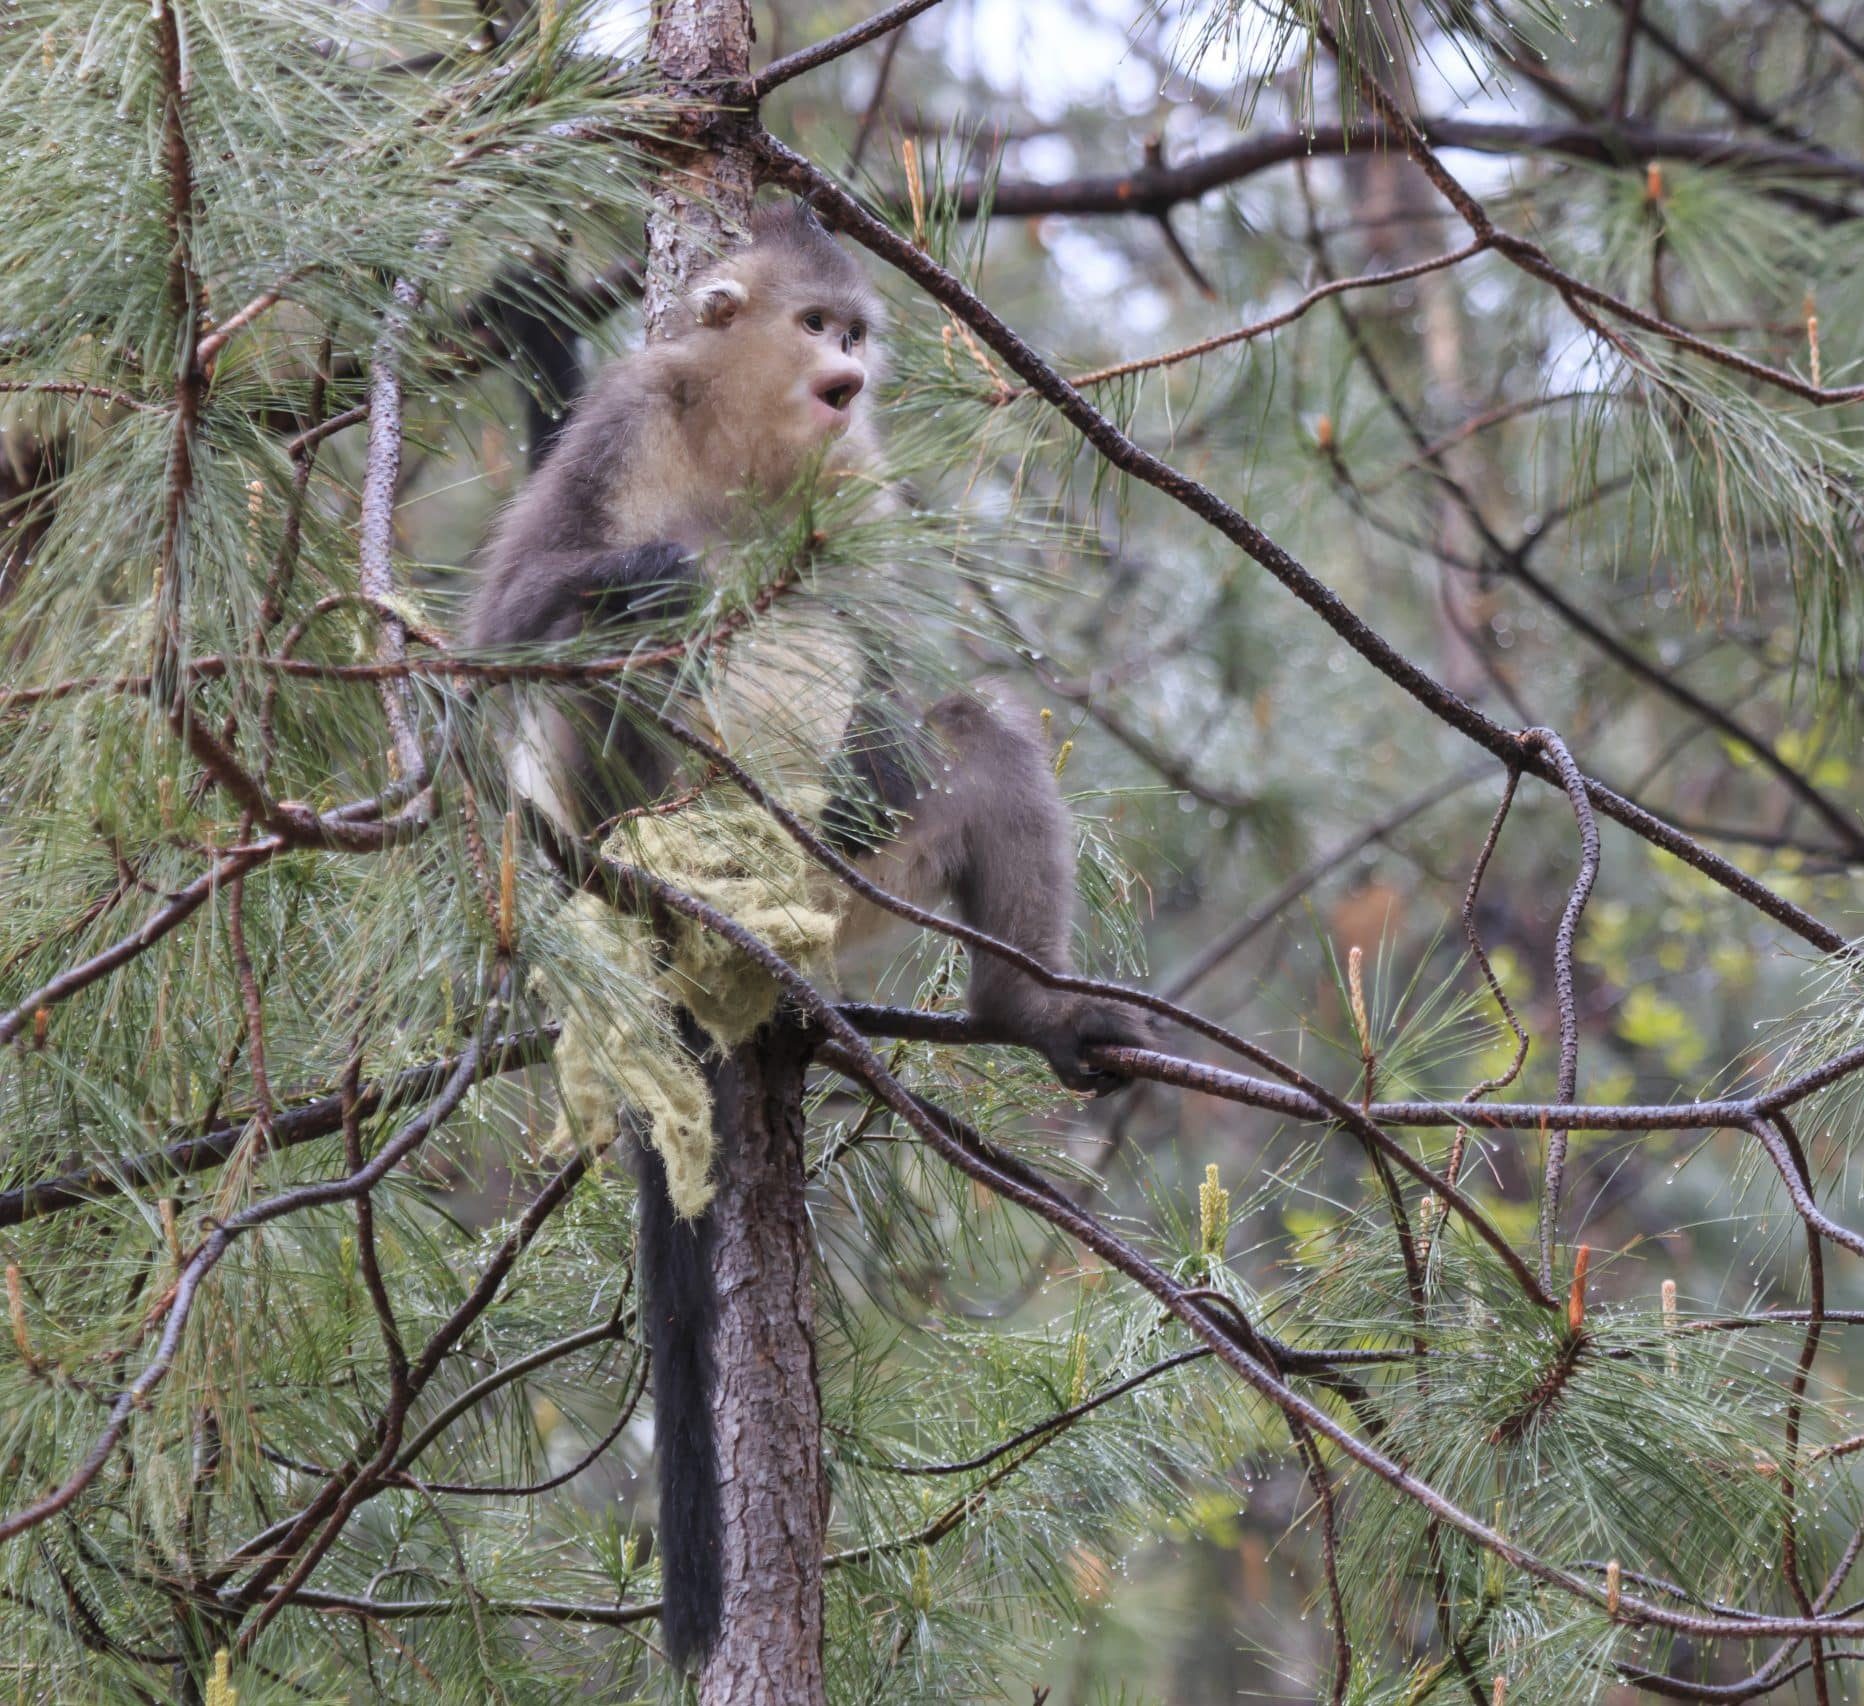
left=850, top=692, right=1155, bottom=1092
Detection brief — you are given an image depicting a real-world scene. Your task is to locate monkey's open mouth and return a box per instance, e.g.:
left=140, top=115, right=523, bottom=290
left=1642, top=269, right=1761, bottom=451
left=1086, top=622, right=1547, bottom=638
left=816, top=381, right=855, bottom=414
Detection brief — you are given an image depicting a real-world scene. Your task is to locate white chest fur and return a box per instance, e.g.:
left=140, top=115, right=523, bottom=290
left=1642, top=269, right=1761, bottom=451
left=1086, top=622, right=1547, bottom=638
left=703, top=599, right=865, bottom=818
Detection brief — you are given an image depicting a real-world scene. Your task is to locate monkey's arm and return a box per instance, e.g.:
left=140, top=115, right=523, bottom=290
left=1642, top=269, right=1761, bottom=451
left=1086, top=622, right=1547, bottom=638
left=467, top=542, right=704, bottom=648
left=855, top=693, right=1155, bottom=1093
left=469, top=542, right=707, bottom=832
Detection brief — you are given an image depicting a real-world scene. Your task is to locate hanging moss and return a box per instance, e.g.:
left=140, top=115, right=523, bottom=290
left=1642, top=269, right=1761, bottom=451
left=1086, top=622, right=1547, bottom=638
left=541, top=783, right=842, bottom=1219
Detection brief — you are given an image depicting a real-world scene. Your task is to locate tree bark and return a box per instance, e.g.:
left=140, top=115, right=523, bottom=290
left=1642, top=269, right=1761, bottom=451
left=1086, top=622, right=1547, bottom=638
left=696, top=1017, right=828, bottom=1705
left=643, top=0, right=757, bottom=332
left=642, top=4, right=828, bottom=1700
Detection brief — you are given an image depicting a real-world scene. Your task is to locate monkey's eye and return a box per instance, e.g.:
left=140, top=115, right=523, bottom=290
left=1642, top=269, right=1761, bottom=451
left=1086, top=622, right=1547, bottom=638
left=801, top=311, right=826, bottom=334
left=847, top=322, right=865, bottom=345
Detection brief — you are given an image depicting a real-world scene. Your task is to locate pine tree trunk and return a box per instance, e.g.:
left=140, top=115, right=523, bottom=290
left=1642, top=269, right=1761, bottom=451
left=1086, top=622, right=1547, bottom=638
left=696, top=1017, right=828, bottom=1706
left=643, top=3, right=828, bottom=1700
left=643, top=0, right=757, bottom=331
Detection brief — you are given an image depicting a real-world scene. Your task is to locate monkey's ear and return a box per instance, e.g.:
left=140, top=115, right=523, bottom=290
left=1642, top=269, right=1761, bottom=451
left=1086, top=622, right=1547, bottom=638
left=690, top=277, right=747, bottom=329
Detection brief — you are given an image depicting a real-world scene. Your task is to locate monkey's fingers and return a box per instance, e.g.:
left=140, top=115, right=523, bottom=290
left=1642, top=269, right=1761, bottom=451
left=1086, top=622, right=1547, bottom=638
left=1046, top=1001, right=1159, bottom=1096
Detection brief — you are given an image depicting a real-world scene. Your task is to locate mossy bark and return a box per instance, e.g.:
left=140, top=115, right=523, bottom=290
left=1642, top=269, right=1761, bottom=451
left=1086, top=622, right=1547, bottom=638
left=696, top=1018, right=827, bottom=1706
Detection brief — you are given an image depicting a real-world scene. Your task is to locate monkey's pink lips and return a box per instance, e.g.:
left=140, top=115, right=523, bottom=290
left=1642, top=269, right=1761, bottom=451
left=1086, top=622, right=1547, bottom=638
left=811, top=380, right=857, bottom=429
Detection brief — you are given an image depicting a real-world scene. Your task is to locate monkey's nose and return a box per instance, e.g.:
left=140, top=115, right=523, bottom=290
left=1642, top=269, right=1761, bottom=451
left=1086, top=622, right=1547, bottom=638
left=815, top=368, right=864, bottom=413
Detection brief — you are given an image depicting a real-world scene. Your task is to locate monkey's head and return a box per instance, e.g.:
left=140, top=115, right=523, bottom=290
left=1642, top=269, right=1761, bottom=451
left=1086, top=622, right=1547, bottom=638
left=671, top=202, right=885, bottom=465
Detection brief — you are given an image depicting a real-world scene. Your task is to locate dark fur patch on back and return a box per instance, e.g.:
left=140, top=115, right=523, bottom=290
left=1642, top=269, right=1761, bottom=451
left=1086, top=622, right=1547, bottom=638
left=820, top=695, right=924, bottom=855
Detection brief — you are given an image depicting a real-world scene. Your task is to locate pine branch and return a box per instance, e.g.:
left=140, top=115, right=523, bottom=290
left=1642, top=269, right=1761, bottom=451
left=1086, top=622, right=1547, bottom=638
left=756, top=134, right=1850, bottom=955
left=962, top=119, right=1864, bottom=221
left=749, top=0, right=948, bottom=97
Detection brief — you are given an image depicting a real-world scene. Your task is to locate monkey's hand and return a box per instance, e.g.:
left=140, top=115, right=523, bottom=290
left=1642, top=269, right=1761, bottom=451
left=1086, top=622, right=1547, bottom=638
left=472, top=544, right=708, bottom=648
left=985, top=989, right=1159, bottom=1097
left=579, top=541, right=708, bottom=629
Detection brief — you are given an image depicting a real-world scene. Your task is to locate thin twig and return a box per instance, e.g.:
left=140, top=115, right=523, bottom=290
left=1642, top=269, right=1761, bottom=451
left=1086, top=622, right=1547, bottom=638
left=750, top=0, right=947, bottom=96
left=1013, top=240, right=1487, bottom=397
left=1517, top=729, right=1601, bottom=1292
left=757, top=133, right=1848, bottom=956
left=0, top=379, right=156, bottom=412
left=962, top=118, right=1864, bottom=221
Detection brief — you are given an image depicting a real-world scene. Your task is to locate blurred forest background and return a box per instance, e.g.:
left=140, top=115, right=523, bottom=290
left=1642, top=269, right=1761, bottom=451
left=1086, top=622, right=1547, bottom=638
left=4, top=0, right=1864, bottom=1700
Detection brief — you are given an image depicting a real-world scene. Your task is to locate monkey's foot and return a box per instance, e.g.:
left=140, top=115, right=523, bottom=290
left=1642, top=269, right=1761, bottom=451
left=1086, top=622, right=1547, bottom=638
left=1029, top=994, right=1160, bottom=1096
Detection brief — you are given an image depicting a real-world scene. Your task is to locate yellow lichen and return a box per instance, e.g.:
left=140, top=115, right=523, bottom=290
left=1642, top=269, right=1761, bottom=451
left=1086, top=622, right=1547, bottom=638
left=538, top=605, right=857, bottom=1217
left=542, top=783, right=842, bottom=1220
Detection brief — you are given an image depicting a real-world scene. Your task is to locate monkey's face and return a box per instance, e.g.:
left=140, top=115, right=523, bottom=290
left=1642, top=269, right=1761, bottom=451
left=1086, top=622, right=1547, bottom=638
left=739, top=292, right=874, bottom=456
left=685, top=248, right=882, bottom=467
left=789, top=303, right=871, bottom=442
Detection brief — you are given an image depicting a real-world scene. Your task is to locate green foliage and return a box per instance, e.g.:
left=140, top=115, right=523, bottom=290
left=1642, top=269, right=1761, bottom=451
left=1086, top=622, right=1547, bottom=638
left=1158, top=0, right=1572, bottom=127
left=6, top=0, right=1864, bottom=1701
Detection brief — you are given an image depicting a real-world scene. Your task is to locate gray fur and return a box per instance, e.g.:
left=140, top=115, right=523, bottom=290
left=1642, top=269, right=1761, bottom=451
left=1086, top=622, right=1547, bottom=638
left=470, top=200, right=1154, bottom=1676
left=467, top=200, right=1153, bottom=1088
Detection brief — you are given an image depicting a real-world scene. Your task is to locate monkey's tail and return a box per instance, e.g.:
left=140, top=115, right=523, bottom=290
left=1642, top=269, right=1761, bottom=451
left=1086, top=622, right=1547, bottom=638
left=636, top=1138, right=723, bottom=1670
